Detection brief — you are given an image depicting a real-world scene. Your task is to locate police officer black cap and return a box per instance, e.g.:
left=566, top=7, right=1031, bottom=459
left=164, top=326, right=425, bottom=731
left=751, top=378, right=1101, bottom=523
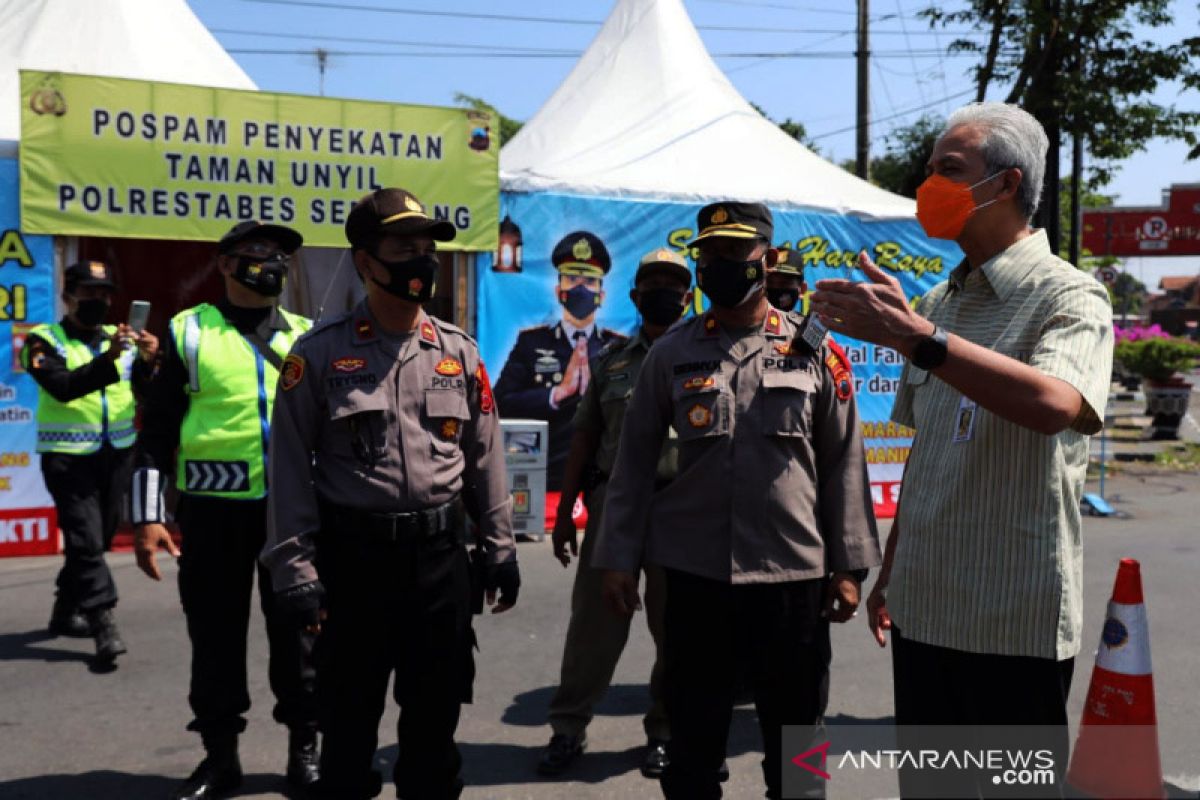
left=345, top=188, right=457, bottom=248
left=551, top=231, right=611, bottom=278
left=63, top=260, right=116, bottom=290
left=771, top=247, right=804, bottom=277
left=687, top=202, right=774, bottom=246
left=218, top=220, right=303, bottom=255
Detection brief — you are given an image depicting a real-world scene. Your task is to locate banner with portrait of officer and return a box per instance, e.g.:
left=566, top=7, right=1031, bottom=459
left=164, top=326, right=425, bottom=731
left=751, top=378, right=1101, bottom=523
left=477, top=191, right=962, bottom=519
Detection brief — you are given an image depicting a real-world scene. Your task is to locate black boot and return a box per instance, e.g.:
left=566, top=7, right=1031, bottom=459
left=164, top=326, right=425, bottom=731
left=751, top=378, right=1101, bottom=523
left=87, top=607, right=127, bottom=663
left=172, top=735, right=242, bottom=800
left=48, top=596, right=90, bottom=638
left=286, top=726, right=320, bottom=789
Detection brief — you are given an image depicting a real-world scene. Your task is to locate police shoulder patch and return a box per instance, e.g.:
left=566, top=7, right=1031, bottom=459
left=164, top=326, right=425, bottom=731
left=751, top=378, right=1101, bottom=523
left=280, top=353, right=306, bottom=391
left=475, top=360, right=495, bottom=415
left=824, top=341, right=853, bottom=401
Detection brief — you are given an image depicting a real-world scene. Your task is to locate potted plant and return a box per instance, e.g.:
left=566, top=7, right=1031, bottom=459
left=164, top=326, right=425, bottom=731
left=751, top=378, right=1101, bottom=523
left=1114, top=324, right=1200, bottom=439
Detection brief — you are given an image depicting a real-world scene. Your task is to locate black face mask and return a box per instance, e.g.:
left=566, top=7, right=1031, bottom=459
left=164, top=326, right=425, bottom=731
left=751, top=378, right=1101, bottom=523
left=766, top=287, right=800, bottom=312
left=233, top=254, right=288, bottom=298
left=74, top=298, right=110, bottom=328
left=559, top=284, right=601, bottom=319
left=371, top=253, right=438, bottom=303
left=697, top=256, right=764, bottom=309
left=638, top=287, right=687, bottom=326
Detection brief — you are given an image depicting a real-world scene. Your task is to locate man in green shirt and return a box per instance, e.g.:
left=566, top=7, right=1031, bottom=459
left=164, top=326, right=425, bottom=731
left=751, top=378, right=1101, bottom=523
left=811, top=102, right=1113, bottom=795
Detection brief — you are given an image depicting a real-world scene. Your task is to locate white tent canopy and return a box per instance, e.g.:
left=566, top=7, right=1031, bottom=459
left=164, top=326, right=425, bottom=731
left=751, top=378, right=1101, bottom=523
left=501, top=0, right=917, bottom=220
left=0, top=0, right=255, bottom=141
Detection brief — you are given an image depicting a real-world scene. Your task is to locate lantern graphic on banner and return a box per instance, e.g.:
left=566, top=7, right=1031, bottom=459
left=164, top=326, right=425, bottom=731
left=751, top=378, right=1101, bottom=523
left=493, top=215, right=523, bottom=273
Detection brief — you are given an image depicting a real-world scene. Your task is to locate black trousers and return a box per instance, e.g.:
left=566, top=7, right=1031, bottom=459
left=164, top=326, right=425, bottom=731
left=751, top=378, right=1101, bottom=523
left=313, top=524, right=476, bottom=800
left=40, top=445, right=132, bottom=612
left=892, top=629, right=1074, bottom=798
left=660, top=569, right=831, bottom=800
left=176, top=494, right=316, bottom=737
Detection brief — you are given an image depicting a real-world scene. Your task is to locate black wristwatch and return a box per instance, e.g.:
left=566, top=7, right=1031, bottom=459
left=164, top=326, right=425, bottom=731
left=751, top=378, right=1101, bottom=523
left=910, top=324, right=949, bottom=371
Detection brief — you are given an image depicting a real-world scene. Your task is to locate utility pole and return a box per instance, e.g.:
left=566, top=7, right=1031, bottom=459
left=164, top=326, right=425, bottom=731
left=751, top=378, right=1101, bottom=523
left=855, top=0, right=870, bottom=180
left=316, top=48, right=329, bottom=97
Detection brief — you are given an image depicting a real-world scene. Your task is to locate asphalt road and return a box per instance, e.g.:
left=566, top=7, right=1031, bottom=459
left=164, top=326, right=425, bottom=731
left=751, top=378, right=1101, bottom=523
left=0, top=471, right=1197, bottom=799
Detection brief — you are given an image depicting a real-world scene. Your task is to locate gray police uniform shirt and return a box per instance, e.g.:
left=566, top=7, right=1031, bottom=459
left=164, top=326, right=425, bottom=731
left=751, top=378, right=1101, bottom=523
left=593, top=307, right=881, bottom=583
left=261, top=300, right=516, bottom=591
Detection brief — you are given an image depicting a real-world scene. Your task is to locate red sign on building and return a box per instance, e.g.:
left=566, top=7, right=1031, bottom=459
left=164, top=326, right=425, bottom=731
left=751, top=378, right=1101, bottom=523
left=1082, top=184, right=1200, bottom=257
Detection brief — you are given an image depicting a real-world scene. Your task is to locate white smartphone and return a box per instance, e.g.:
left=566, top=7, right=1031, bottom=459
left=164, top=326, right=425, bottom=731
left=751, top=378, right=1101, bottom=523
left=128, top=300, right=151, bottom=334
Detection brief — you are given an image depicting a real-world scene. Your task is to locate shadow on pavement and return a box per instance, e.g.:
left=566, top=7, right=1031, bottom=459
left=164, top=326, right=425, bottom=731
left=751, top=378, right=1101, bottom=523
left=0, top=629, right=93, bottom=666
left=499, top=683, right=671, bottom=727
left=0, top=771, right=288, bottom=800
left=374, top=707, right=767, bottom=788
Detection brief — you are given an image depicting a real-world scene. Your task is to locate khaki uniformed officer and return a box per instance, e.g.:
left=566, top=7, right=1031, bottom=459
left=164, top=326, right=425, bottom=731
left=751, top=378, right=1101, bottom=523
left=538, top=248, right=692, bottom=779
left=765, top=246, right=808, bottom=313
left=261, top=188, right=519, bottom=800
left=593, top=202, right=881, bottom=800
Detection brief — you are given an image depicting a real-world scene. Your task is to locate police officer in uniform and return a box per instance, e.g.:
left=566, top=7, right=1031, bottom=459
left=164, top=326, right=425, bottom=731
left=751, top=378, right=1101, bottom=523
left=494, top=231, right=626, bottom=490
left=594, top=202, right=881, bottom=800
left=129, top=220, right=319, bottom=799
left=539, top=248, right=692, bottom=778
left=765, top=247, right=807, bottom=313
left=261, top=188, right=520, bottom=800
left=22, top=259, right=158, bottom=664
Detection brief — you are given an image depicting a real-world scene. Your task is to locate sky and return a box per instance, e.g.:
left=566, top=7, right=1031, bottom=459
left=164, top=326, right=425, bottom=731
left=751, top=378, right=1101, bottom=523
left=188, top=0, right=1200, bottom=286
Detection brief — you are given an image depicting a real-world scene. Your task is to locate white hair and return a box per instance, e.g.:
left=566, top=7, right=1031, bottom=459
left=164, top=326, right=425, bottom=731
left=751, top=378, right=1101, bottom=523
left=945, top=102, right=1049, bottom=220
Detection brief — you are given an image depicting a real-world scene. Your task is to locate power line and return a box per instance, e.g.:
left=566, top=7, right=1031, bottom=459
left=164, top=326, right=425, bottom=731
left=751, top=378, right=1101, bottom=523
left=239, top=0, right=986, bottom=36
left=809, top=86, right=975, bottom=140
left=225, top=47, right=991, bottom=60
left=211, top=28, right=578, bottom=54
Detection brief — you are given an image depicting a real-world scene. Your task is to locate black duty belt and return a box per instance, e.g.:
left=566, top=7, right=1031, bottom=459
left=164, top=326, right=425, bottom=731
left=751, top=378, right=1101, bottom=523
left=319, top=496, right=463, bottom=543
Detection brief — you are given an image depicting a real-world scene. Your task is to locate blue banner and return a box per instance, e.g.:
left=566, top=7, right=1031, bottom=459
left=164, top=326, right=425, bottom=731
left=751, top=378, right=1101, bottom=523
left=0, top=157, right=57, bottom=554
left=478, top=191, right=961, bottom=517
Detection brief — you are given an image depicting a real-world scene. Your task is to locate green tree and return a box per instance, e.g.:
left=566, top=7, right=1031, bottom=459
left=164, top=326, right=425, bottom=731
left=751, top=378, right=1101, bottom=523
left=868, top=115, right=944, bottom=198
left=453, top=93, right=524, bottom=146
left=750, top=102, right=821, bottom=154
left=921, top=0, right=1200, bottom=249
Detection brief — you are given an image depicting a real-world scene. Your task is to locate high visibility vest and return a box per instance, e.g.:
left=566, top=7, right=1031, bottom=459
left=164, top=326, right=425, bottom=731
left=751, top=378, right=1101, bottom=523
left=25, top=323, right=137, bottom=454
left=170, top=304, right=311, bottom=499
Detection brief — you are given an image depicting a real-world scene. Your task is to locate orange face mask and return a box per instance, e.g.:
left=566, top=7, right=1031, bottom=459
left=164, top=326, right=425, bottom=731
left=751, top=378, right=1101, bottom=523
left=915, top=172, right=1003, bottom=240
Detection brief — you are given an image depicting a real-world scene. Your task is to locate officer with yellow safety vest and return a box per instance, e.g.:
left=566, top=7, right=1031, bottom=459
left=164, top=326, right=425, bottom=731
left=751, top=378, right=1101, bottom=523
left=21, top=259, right=159, bottom=665
left=129, top=221, right=319, bottom=800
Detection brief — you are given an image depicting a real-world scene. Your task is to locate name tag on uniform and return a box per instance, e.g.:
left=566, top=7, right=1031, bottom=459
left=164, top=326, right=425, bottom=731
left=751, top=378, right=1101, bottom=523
left=953, top=396, right=978, bottom=443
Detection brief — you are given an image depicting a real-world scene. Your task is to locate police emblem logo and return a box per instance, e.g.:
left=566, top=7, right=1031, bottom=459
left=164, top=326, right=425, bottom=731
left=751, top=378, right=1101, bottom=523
left=435, top=358, right=464, bottom=377
left=774, top=342, right=792, bottom=356
left=711, top=207, right=729, bottom=224
left=332, top=357, right=366, bottom=373
left=247, top=264, right=262, bottom=277
left=408, top=277, right=423, bottom=296
left=404, top=195, right=424, bottom=213
left=89, top=261, right=106, bottom=278
left=683, top=376, right=716, bottom=391
left=687, top=403, right=713, bottom=429
left=475, top=362, right=495, bottom=414
left=746, top=266, right=758, bottom=279
left=279, top=354, right=305, bottom=391
left=440, top=419, right=460, bottom=440
left=572, top=237, right=593, bottom=262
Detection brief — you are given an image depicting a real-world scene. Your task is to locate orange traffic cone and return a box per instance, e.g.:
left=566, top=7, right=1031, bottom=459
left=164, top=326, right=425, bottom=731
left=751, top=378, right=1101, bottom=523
left=1066, top=558, right=1164, bottom=799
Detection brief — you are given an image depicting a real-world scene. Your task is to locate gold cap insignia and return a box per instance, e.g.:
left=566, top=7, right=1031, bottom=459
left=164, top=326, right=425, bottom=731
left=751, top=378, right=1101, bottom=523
left=711, top=207, right=729, bottom=224
left=572, top=237, right=593, bottom=262
left=89, top=261, right=106, bottom=278
left=404, top=195, right=424, bottom=213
